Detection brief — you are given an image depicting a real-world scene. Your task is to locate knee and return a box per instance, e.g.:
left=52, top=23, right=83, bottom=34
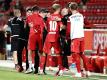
left=40, top=52, right=46, bottom=56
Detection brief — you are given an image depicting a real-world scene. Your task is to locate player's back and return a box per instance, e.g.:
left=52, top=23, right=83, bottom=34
left=47, top=14, right=61, bottom=33
left=69, top=12, right=84, bottom=40
left=26, top=13, right=42, bottom=34
left=26, top=13, right=36, bottom=34
left=46, top=14, right=62, bottom=42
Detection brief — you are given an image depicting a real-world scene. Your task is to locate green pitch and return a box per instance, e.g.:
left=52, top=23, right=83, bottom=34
left=0, top=67, right=107, bottom=80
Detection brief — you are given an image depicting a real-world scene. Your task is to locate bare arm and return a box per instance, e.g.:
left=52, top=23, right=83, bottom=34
left=61, top=24, right=65, bottom=29
left=28, top=22, right=34, bottom=28
left=3, top=24, right=8, bottom=31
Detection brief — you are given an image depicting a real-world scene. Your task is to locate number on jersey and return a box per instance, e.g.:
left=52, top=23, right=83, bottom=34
left=49, top=21, right=57, bottom=31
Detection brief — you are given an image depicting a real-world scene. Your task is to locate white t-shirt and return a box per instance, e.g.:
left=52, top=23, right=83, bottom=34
left=69, top=12, right=84, bottom=40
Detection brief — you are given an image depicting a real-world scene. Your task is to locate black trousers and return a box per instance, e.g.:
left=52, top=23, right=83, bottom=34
left=43, top=29, right=48, bottom=73
left=18, top=39, right=40, bottom=72
left=17, top=39, right=29, bottom=69
left=34, top=45, right=47, bottom=73
left=60, top=37, right=71, bottom=69
left=34, top=48, right=39, bottom=73
left=33, top=28, right=48, bottom=73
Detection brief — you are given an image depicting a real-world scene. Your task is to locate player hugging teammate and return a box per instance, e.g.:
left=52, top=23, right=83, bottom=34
left=39, top=3, right=90, bottom=77
left=3, top=2, right=90, bottom=78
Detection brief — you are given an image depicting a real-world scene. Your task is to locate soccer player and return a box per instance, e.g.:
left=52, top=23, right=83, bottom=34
left=42, top=9, right=50, bottom=73
left=25, top=6, right=46, bottom=74
left=69, top=2, right=90, bottom=77
left=40, top=4, right=64, bottom=76
left=25, top=5, right=39, bottom=74
left=26, top=7, right=32, bottom=17
left=24, top=7, right=32, bottom=70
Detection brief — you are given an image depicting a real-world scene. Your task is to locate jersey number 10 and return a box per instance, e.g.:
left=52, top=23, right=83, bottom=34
left=49, top=21, right=57, bottom=31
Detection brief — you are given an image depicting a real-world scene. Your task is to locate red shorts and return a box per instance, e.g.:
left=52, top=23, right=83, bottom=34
left=28, top=33, right=42, bottom=52
left=71, top=38, right=84, bottom=53
left=43, top=39, right=60, bottom=55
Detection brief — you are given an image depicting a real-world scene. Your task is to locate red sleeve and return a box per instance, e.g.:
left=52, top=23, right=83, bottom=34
left=58, top=21, right=63, bottom=27
left=38, top=18, right=45, bottom=34
left=57, top=15, right=63, bottom=27
left=26, top=15, right=32, bottom=24
left=41, top=20, right=45, bottom=30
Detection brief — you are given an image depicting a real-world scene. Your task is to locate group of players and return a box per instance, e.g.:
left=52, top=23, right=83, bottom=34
left=3, top=2, right=91, bottom=77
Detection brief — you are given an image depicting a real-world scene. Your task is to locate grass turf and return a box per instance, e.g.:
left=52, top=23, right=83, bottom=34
left=0, top=67, right=107, bottom=80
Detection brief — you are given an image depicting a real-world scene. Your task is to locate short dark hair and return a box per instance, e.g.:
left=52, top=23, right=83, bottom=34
left=39, top=8, right=49, bottom=13
left=45, top=9, right=49, bottom=13
left=32, top=5, right=40, bottom=12
left=26, top=7, right=32, bottom=12
left=70, top=2, right=78, bottom=10
left=66, top=2, right=71, bottom=8
left=14, top=5, right=20, bottom=10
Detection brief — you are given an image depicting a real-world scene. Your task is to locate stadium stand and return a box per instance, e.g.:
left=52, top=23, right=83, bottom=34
left=18, top=0, right=107, bottom=25
left=85, top=0, right=107, bottom=24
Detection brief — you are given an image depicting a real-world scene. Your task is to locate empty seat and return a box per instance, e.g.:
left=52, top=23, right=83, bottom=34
left=103, top=20, right=107, bottom=24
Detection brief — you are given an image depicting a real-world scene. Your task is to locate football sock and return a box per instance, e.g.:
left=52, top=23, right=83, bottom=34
left=40, top=56, right=46, bottom=70
left=57, top=56, right=63, bottom=70
left=80, top=53, right=89, bottom=71
left=72, top=53, right=81, bottom=73
left=29, top=61, right=32, bottom=69
left=47, top=55, right=52, bottom=67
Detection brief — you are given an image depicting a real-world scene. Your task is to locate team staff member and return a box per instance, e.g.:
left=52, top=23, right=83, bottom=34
left=17, top=10, right=25, bottom=72
left=3, top=9, right=23, bottom=69
left=16, top=8, right=32, bottom=72
left=60, top=8, right=70, bottom=70
left=69, top=2, right=90, bottom=77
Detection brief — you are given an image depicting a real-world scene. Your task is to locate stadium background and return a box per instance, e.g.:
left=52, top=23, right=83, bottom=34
left=0, top=0, right=107, bottom=74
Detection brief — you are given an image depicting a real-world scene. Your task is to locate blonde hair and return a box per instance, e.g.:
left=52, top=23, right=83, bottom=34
left=52, top=4, right=61, bottom=11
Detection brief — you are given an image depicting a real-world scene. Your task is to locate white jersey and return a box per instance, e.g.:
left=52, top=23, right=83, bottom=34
left=69, top=12, right=84, bottom=40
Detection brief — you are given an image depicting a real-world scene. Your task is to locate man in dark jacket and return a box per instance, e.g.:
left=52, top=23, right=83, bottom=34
left=3, top=9, right=24, bottom=70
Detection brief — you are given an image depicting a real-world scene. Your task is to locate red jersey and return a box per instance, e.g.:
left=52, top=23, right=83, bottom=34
left=26, top=14, right=35, bottom=34
left=26, top=13, right=45, bottom=34
left=46, top=14, right=63, bottom=42
left=33, top=14, right=45, bottom=34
